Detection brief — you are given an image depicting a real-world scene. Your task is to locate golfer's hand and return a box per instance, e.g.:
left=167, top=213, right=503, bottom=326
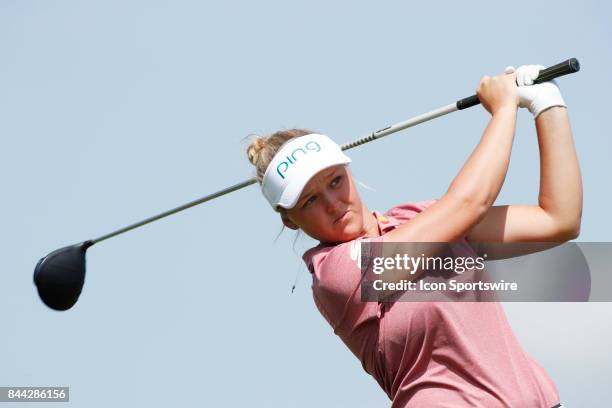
left=477, top=72, right=518, bottom=115
left=504, top=64, right=567, bottom=119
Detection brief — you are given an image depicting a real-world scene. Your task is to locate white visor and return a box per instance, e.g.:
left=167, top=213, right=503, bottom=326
left=261, top=134, right=351, bottom=210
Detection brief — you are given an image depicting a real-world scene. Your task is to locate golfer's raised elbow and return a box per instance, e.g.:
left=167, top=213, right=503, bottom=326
left=554, top=213, right=582, bottom=241
left=542, top=196, right=583, bottom=241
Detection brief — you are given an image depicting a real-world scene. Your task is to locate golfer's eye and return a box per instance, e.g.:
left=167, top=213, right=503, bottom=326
left=303, top=195, right=317, bottom=208
left=330, top=176, right=342, bottom=188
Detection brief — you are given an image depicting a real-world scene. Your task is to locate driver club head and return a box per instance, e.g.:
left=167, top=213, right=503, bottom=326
left=33, top=240, right=93, bottom=311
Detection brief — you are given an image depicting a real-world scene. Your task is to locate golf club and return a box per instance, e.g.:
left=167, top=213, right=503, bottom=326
left=33, top=58, right=580, bottom=311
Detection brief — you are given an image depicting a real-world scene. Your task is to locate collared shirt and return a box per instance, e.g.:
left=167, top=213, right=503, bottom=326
left=303, top=200, right=560, bottom=408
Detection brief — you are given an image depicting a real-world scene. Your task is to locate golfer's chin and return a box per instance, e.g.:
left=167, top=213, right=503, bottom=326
left=326, top=216, right=364, bottom=243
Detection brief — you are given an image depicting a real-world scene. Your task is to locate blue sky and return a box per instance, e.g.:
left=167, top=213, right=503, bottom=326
left=2, top=1, right=611, bottom=406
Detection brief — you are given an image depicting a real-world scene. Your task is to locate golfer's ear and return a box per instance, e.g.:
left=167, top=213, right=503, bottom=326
left=280, top=213, right=299, bottom=230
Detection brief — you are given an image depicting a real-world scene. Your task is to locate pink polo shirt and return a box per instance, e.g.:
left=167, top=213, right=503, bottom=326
left=303, top=200, right=561, bottom=408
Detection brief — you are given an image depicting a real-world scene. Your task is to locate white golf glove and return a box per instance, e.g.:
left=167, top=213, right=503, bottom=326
left=504, top=64, right=566, bottom=119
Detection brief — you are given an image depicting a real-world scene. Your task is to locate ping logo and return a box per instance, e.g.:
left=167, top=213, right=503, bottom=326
left=276, top=141, right=321, bottom=179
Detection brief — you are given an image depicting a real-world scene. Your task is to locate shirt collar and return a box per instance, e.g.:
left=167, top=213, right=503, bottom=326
left=303, top=209, right=400, bottom=270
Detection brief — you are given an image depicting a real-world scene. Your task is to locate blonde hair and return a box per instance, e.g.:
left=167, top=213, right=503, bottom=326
left=245, top=128, right=316, bottom=184
left=245, top=128, right=316, bottom=245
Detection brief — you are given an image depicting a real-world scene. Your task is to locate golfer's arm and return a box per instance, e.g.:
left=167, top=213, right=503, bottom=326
left=375, top=108, right=517, bottom=292
left=384, top=106, right=517, bottom=243
left=535, top=107, right=582, bottom=234
left=466, top=107, right=582, bottom=247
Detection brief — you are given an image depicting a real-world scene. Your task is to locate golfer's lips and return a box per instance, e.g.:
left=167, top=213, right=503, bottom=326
left=334, top=210, right=349, bottom=224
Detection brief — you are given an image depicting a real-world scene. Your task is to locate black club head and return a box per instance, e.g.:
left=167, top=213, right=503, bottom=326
left=33, top=241, right=93, bottom=311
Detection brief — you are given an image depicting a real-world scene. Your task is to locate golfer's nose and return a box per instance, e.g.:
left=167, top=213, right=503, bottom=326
left=322, top=192, right=340, bottom=214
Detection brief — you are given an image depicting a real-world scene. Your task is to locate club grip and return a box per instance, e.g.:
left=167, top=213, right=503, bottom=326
left=456, top=58, right=580, bottom=110
left=534, top=58, right=580, bottom=84
left=456, top=95, right=480, bottom=110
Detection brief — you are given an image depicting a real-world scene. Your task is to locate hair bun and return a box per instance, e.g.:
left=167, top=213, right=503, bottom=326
left=247, top=137, right=267, bottom=166
left=244, top=128, right=314, bottom=184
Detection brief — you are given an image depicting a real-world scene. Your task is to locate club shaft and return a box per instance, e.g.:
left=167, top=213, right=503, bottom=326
left=340, top=103, right=457, bottom=150
left=89, top=57, right=581, bottom=246
left=90, top=103, right=459, bottom=245
left=90, top=178, right=258, bottom=244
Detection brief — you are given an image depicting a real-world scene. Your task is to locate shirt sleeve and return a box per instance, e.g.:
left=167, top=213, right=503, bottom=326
left=384, top=199, right=438, bottom=222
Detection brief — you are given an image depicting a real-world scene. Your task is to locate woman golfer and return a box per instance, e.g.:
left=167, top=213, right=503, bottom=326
left=246, top=65, right=581, bottom=407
